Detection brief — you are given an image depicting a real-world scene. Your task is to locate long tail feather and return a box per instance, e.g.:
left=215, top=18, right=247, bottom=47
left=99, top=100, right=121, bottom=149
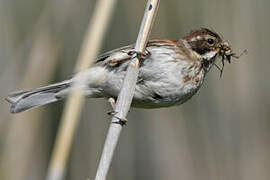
left=6, top=80, right=71, bottom=113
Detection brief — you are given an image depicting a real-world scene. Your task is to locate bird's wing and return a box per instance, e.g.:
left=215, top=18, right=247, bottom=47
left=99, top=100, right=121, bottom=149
left=148, top=39, right=198, bottom=62
left=94, top=44, right=135, bottom=67
left=93, top=39, right=198, bottom=67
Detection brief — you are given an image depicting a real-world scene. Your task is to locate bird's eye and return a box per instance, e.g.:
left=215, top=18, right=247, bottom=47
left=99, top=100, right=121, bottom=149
left=207, top=38, right=215, bottom=45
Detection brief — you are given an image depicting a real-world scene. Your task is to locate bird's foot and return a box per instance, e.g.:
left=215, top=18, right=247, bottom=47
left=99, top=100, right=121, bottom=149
left=107, top=97, right=128, bottom=126
left=127, top=49, right=151, bottom=60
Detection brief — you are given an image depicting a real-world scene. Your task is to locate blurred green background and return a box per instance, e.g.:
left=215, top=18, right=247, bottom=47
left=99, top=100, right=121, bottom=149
left=0, top=0, right=270, bottom=179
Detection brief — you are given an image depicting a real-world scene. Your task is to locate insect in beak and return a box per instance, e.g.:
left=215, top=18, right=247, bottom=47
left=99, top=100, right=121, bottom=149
left=215, top=42, right=247, bottom=78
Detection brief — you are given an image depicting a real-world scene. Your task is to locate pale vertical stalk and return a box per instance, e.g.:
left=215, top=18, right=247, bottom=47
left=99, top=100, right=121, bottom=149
left=94, top=1, right=160, bottom=180
left=46, top=0, right=118, bottom=180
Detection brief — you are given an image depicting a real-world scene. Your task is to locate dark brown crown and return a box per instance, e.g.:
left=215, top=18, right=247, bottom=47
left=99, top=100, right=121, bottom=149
left=183, top=28, right=221, bottom=41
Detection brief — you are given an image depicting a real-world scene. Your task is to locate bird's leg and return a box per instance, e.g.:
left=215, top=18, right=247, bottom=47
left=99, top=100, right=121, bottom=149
left=108, top=97, right=116, bottom=110
left=108, top=56, right=132, bottom=66
left=108, top=49, right=150, bottom=67
left=107, top=97, right=128, bottom=126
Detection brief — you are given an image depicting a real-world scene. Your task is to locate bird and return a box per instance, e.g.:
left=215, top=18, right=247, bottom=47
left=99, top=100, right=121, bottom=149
left=6, top=28, right=238, bottom=114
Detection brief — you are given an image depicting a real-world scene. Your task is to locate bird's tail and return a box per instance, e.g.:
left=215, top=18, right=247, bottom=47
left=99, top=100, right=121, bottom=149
left=6, top=80, right=71, bottom=113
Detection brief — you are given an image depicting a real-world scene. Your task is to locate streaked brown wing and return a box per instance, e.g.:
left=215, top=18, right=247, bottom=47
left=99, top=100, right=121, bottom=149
left=94, top=39, right=198, bottom=67
left=94, top=44, right=135, bottom=67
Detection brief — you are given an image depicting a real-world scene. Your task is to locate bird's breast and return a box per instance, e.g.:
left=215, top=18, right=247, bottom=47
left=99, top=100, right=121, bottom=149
left=132, top=55, right=205, bottom=108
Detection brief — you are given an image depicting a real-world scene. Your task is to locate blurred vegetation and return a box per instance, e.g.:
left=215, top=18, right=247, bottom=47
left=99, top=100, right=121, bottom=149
left=0, top=0, right=270, bottom=180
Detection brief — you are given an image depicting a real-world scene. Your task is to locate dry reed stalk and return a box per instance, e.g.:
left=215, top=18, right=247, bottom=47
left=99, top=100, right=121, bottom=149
left=46, top=0, right=118, bottom=179
left=94, top=1, right=160, bottom=179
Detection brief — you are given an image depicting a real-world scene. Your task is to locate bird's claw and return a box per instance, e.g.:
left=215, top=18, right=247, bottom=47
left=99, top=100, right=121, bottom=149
left=127, top=49, right=151, bottom=60
left=107, top=110, right=128, bottom=126
left=107, top=97, right=128, bottom=125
